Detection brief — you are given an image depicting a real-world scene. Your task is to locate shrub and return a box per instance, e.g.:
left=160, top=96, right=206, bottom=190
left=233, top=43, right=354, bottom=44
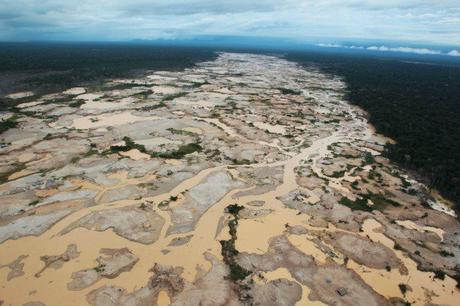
left=0, top=115, right=19, bottom=133
left=398, top=283, right=408, bottom=294
left=68, top=99, right=85, bottom=107
left=277, top=87, right=301, bottom=95
left=151, top=143, right=202, bottom=159
left=109, top=136, right=147, bottom=154
left=434, top=270, right=446, bottom=280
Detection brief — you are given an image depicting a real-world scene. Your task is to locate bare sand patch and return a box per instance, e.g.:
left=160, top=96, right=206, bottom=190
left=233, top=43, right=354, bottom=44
left=253, top=121, right=287, bottom=135
left=64, top=87, right=86, bottom=95
left=72, top=112, right=158, bottom=129
left=119, top=149, right=150, bottom=160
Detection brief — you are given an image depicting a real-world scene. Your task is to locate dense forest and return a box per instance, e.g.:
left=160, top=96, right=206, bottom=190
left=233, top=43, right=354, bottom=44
left=0, top=43, right=217, bottom=104
left=287, top=51, right=460, bottom=211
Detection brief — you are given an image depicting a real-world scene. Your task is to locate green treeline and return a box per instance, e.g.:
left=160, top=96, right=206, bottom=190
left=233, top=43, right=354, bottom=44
left=287, top=52, right=460, bottom=210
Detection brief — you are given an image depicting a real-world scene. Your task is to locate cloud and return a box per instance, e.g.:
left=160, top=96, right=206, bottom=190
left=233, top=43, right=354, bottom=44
left=0, top=0, right=459, bottom=46
left=366, top=46, right=442, bottom=55
left=316, top=43, right=343, bottom=48
left=316, top=43, right=460, bottom=57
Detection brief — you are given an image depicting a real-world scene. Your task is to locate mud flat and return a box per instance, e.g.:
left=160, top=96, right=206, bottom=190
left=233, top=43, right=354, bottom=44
left=0, top=53, right=459, bottom=306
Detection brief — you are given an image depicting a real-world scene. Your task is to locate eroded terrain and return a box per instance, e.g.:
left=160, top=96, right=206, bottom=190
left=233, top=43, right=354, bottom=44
left=0, top=53, right=459, bottom=306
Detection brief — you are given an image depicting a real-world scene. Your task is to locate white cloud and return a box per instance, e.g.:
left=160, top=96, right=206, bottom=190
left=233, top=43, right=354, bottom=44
left=447, top=50, right=460, bottom=56
left=316, top=43, right=343, bottom=48
left=366, top=46, right=442, bottom=55
left=316, top=43, right=460, bottom=57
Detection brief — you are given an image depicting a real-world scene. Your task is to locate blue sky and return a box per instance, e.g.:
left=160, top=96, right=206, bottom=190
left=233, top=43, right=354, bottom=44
left=1, top=0, right=460, bottom=47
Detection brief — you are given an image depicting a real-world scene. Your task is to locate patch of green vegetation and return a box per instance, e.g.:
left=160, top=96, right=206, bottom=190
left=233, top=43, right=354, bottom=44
left=161, top=92, right=187, bottom=101
left=108, top=83, right=147, bottom=90
left=151, top=143, right=202, bottom=159
left=0, top=115, right=19, bottom=134
left=364, top=152, right=375, bottom=165
left=440, top=250, right=454, bottom=257
left=169, top=195, right=178, bottom=201
left=70, top=156, right=81, bottom=164
left=368, top=193, right=402, bottom=208
left=339, top=193, right=401, bottom=212
left=94, top=264, right=106, bottom=273
left=351, top=181, right=360, bottom=190
left=83, top=148, right=99, bottom=157
left=188, top=81, right=207, bottom=88
left=138, top=182, right=157, bottom=190
left=226, top=204, right=245, bottom=217
left=139, top=101, right=166, bottom=111
left=42, top=96, right=71, bottom=105
left=454, top=275, right=460, bottom=289
left=330, top=170, right=346, bottom=178
left=108, top=136, right=147, bottom=154
left=368, top=169, right=383, bottom=182
left=398, top=283, right=408, bottom=295
left=131, top=90, right=153, bottom=100
left=158, top=200, right=169, bottom=208
left=277, top=87, right=301, bottom=95
left=68, top=99, right=85, bottom=107
left=339, top=196, right=372, bottom=212
left=23, top=112, right=54, bottom=120
left=28, top=200, right=40, bottom=206
left=228, top=101, right=238, bottom=109
left=43, top=133, right=54, bottom=140
left=434, top=270, right=446, bottom=280
left=15, top=109, right=34, bottom=117
left=259, top=98, right=272, bottom=105
left=205, top=149, right=221, bottom=159
left=401, top=177, right=412, bottom=189
left=231, top=158, right=251, bottom=165
left=220, top=204, right=252, bottom=284
left=167, top=127, right=196, bottom=136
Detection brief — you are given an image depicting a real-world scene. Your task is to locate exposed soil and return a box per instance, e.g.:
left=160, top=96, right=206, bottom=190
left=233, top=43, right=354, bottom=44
left=0, top=53, right=459, bottom=306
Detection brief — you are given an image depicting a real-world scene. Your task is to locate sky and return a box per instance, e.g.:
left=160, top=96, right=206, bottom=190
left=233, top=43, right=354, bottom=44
left=1, top=0, right=460, bottom=47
